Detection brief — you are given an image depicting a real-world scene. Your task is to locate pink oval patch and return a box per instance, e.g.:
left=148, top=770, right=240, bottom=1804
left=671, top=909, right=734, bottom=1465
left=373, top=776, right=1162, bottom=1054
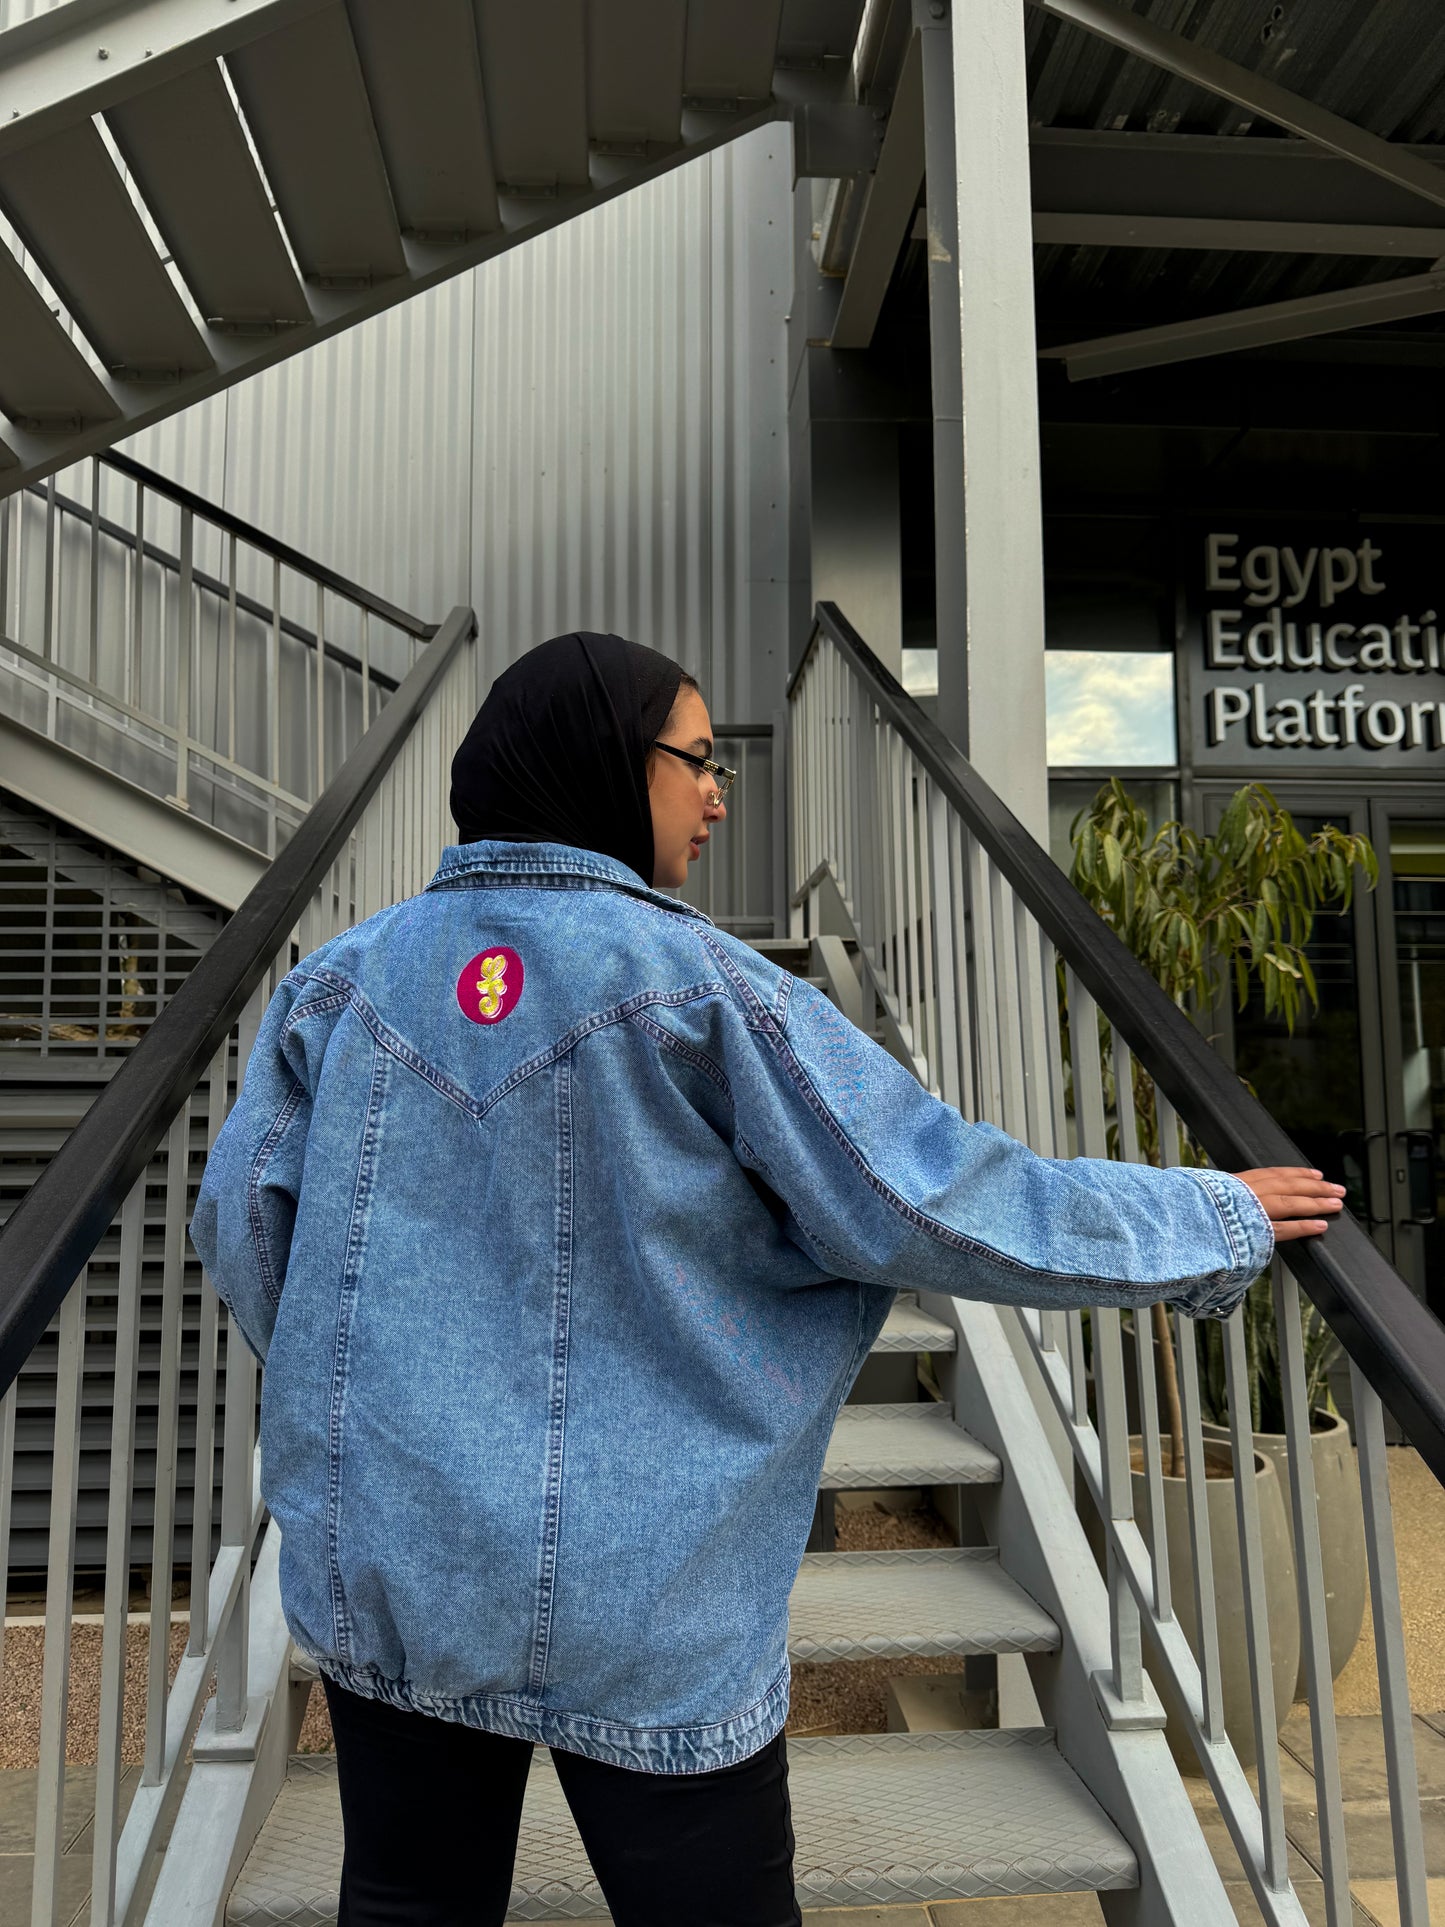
left=456, top=946, right=525, bottom=1025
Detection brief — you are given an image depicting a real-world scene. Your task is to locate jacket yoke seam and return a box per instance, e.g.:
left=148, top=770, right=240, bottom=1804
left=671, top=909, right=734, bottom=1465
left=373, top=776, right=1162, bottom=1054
left=298, top=967, right=729, bottom=1122
left=628, top=1009, right=736, bottom=1105
left=698, top=932, right=781, bottom=1034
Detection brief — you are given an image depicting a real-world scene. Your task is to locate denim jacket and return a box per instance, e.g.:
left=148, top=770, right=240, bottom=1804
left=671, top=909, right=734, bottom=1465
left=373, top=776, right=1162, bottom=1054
left=190, top=838, right=1273, bottom=1772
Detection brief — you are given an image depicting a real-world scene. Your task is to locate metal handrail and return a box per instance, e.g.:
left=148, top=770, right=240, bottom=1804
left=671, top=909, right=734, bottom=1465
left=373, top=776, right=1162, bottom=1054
left=96, top=452, right=435, bottom=641
left=796, top=599, right=1445, bottom=1488
left=0, top=605, right=478, bottom=1394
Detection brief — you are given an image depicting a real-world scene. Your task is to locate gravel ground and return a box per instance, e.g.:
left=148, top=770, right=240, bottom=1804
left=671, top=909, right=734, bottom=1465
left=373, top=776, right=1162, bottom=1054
left=0, top=1622, right=189, bottom=1770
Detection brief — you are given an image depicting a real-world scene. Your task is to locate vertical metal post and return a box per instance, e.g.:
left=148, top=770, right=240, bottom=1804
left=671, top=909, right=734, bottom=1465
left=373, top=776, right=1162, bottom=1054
left=172, top=509, right=193, bottom=810
left=1351, top=1363, right=1429, bottom=1923
left=91, top=1184, right=145, bottom=1926
left=315, top=584, right=326, bottom=799
left=129, top=482, right=145, bottom=712
left=916, top=0, right=1049, bottom=843
left=31, top=1269, right=87, bottom=1927
left=88, top=457, right=101, bottom=689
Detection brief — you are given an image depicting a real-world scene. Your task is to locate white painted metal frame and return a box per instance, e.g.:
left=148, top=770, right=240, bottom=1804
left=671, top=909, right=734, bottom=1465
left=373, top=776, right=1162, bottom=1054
left=0, top=629, right=479, bottom=1927
left=789, top=625, right=1433, bottom=1927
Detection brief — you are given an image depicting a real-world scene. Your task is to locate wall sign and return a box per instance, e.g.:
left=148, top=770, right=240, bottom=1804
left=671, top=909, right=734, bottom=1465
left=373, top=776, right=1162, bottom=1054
left=1184, top=525, right=1445, bottom=772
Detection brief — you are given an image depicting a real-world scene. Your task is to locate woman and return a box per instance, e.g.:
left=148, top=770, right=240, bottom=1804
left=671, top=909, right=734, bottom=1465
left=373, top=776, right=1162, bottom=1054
left=192, top=630, right=1342, bottom=1927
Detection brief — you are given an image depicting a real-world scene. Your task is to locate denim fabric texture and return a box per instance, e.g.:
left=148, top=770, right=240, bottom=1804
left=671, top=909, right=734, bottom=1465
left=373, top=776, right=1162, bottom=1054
left=190, top=839, right=1274, bottom=1772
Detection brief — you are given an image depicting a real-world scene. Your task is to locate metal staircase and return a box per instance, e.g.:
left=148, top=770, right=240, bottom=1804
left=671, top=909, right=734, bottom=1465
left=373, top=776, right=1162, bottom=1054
left=2, top=537, right=1441, bottom=1924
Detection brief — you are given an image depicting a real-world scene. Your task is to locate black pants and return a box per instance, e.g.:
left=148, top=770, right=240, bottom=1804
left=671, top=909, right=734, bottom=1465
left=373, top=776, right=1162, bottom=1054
left=321, top=1676, right=803, bottom=1926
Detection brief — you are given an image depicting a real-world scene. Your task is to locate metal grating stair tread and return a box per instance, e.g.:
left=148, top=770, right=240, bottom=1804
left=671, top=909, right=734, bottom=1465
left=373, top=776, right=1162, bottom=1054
left=228, top=1731, right=1135, bottom=1922
left=788, top=1548, right=1058, bottom=1661
left=872, top=1296, right=956, bottom=1353
left=821, top=1402, right=999, bottom=1488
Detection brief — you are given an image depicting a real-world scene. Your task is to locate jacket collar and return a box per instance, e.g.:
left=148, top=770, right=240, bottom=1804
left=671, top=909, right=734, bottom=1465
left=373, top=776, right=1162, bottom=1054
left=425, top=839, right=715, bottom=925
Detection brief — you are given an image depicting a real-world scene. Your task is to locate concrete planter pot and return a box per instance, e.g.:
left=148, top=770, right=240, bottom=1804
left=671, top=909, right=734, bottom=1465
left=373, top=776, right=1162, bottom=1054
left=1130, top=1435, right=1300, bottom=1774
left=1202, top=1410, right=1366, bottom=1694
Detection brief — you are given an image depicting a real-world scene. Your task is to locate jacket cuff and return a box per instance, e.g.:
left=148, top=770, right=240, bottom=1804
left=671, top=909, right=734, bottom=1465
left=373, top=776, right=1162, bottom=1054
left=1174, top=1168, right=1275, bottom=1320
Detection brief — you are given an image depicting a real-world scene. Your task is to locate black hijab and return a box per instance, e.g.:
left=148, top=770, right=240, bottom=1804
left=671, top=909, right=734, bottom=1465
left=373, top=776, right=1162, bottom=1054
left=448, top=631, right=687, bottom=884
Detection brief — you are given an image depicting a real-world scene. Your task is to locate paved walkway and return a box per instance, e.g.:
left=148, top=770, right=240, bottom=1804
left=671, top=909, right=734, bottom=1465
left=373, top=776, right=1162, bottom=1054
left=4, top=1713, right=1444, bottom=1925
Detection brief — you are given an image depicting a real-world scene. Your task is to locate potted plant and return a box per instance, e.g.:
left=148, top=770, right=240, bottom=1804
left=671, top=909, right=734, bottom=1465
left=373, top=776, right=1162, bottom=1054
left=1067, top=778, right=1376, bottom=1738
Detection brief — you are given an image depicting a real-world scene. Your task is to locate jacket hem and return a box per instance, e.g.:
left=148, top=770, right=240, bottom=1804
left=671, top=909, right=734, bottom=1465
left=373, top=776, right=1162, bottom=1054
left=311, top=1655, right=792, bottom=1773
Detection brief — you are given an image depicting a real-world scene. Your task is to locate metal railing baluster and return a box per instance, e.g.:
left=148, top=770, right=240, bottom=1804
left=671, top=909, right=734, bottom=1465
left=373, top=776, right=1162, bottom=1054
left=188, top=1040, right=233, bottom=1656
left=1351, top=1362, right=1430, bottom=1924
left=173, top=509, right=193, bottom=811
left=1274, top=1260, right=1351, bottom=1924
left=1223, top=1308, right=1289, bottom=1892
left=1114, top=1033, right=1172, bottom=1623
left=227, top=534, right=239, bottom=767
left=88, top=458, right=101, bottom=689
left=143, top=1103, right=193, bottom=1786
left=90, top=1182, right=145, bottom=1927
left=967, top=835, right=1003, bottom=1127
left=30, top=1266, right=87, bottom=1927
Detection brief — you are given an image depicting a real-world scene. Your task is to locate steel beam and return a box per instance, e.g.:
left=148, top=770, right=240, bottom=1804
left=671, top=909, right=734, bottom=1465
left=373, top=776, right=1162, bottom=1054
left=0, top=711, right=267, bottom=910
left=1032, top=212, right=1445, bottom=257
left=1031, top=0, right=1445, bottom=215
left=919, top=0, right=1048, bottom=843
left=1042, top=266, right=1445, bottom=381
left=0, top=0, right=329, bottom=161
left=830, top=32, right=923, bottom=349
left=1029, top=129, right=1445, bottom=234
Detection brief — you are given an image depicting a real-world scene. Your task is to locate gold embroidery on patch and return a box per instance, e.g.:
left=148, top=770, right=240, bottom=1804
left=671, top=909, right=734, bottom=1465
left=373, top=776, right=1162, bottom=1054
left=475, top=953, right=508, bottom=1018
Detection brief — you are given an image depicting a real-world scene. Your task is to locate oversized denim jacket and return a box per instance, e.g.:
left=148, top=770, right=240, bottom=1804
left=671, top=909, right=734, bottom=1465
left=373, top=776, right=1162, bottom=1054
left=190, top=839, right=1273, bottom=1772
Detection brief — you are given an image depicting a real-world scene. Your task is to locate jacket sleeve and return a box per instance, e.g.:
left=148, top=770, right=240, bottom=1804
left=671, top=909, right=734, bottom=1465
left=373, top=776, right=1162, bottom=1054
left=715, top=968, right=1273, bottom=1320
left=190, top=971, right=321, bottom=1362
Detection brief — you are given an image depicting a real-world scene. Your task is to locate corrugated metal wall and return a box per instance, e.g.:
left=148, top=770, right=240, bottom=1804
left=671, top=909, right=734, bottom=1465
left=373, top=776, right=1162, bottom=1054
left=98, top=127, right=793, bottom=725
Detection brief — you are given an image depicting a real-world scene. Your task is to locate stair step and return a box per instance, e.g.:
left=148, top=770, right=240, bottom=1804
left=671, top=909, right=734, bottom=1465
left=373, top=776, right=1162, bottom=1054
left=822, top=1403, right=999, bottom=1489
left=229, top=1731, right=1135, bottom=1921
left=872, top=1297, right=956, bottom=1354
left=788, top=1549, right=1058, bottom=1662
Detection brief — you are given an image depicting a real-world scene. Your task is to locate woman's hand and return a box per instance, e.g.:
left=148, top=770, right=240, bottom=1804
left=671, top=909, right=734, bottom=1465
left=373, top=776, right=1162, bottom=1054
left=1233, top=1168, right=1346, bottom=1242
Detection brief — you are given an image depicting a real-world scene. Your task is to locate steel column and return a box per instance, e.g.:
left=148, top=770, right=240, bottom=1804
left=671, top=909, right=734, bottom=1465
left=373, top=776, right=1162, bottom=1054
left=916, top=0, right=1049, bottom=844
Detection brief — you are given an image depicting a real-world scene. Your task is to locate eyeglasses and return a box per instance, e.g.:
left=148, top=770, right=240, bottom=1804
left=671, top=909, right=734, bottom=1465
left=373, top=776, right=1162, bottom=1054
left=651, top=741, right=737, bottom=806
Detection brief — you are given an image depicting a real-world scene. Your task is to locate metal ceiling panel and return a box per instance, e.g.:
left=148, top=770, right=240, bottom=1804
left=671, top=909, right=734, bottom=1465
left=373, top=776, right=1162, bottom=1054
left=778, top=0, right=865, bottom=63
left=347, top=0, right=500, bottom=239
left=0, top=120, right=211, bottom=378
left=472, top=0, right=590, bottom=192
left=588, top=0, right=686, bottom=147
left=1026, top=0, right=1445, bottom=146
left=684, top=0, right=785, bottom=104
left=0, top=247, right=119, bottom=427
left=105, top=64, right=311, bottom=330
left=225, top=3, right=407, bottom=286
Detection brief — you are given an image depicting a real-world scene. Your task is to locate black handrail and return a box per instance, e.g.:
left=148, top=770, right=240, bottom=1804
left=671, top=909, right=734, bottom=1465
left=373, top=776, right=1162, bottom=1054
left=797, top=600, right=1445, bottom=1488
left=25, top=481, right=402, bottom=693
left=0, top=606, right=477, bottom=1393
left=94, top=452, right=435, bottom=641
